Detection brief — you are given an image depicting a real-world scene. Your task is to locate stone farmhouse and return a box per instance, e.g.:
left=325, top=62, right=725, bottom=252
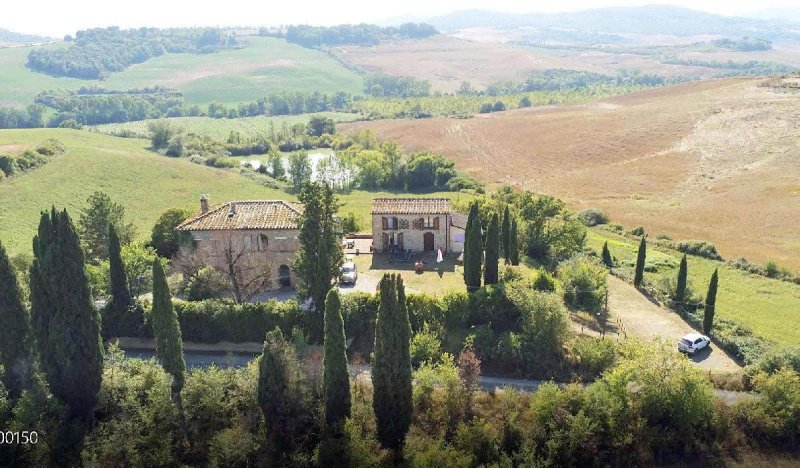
left=176, top=197, right=302, bottom=289
left=371, top=198, right=467, bottom=254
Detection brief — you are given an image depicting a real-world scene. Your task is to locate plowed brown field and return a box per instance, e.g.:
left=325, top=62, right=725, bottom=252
left=341, top=78, right=800, bottom=269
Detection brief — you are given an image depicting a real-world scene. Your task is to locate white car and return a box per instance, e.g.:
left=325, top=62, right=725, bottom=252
left=678, top=333, right=710, bottom=355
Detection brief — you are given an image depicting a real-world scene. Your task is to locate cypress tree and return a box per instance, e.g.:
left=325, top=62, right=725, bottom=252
left=601, top=241, right=613, bottom=268
left=634, top=236, right=647, bottom=288
left=151, top=258, right=185, bottom=404
left=258, top=328, right=304, bottom=464
left=372, top=274, right=413, bottom=455
left=509, top=218, right=520, bottom=266
left=501, top=205, right=511, bottom=260
left=703, top=269, right=718, bottom=335
left=320, top=289, right=351, bottom=465
left=295, top=182, right=343, bottom=343
left=108, top=224, right=132, bottom=314
left=0, top=241, right=33, bottom=399
left=675, top=254, right=688, bottom=309
left=464, top=203, right=482, bottom=292
left=29, top=207, right=103, bottom=423
left=484, top=213, right=500, bottom=285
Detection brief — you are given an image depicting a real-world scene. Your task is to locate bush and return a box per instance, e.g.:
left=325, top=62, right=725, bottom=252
left=570, top=337, right=616, bottom=380
left=737, top=368, right=800, bottom=448
left=340, top=292, right=379, bottom=358
left=629, top=226, right=645, bottom=236
left=410, top=326, right=442, bottom=368
left=532, top=269, right=556, bottom=292
left=675, top=240, right=723, bottom=260
left=185, top=267, right=229, bottom=301
left=558, top=256, right=608, bottom=313
left=575, top=208, right=609, bottom=227
left=174, top=299, right=302, bottom=343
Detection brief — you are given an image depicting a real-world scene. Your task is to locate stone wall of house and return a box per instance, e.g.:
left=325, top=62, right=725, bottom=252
left=372, top=214, right=449, bottom=253
left=191, top=229, right=300, bottom=289
left=450, top=226, right=465, bottom=254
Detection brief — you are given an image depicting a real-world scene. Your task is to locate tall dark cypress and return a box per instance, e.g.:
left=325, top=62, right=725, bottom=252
left=675, top=254, right=688, bottom=309
left=484, top=213, right=500, bottom=285
left=320, top=289, right=351, bottom=466
left=29, top=208, right=103, bottom=422
left=501, top=205, right=511, bottom=261
left=634, top=236, right=647, bottom=288
left=151, top=258, right=185, bottom=400
left=601, top=241, right=613, bottom=268
left=509, top=218, right=520, bottom=266
left=372, top=274, right=413, bottom=454
left=0, top=241, right=33, bottom=399
left=703, top=269, right=718, bottom=335
left=108, top=224, right=132, bottom=314
left=464, top=203, right=482, bottom=292
left=258, top=328, right=303, bottom=464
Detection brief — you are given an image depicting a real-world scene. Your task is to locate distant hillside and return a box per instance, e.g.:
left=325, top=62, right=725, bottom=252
left=428, top=5, right=800, bottom=41
left=0, top=28, right=50, bottom=43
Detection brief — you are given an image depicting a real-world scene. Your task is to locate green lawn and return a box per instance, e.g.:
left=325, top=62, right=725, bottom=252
left=0, top=37, right=363, bottom=107
left=92, top=112, right=363, bottom=140
left=587, top=228, right=800, bottom=347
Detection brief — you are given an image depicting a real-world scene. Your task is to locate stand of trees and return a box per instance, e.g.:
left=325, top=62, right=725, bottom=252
left=285, top=23, right=437, bottom=48
left=27, top=27, right=236, bottom=79
left=364, top=73, right=431, bottom=98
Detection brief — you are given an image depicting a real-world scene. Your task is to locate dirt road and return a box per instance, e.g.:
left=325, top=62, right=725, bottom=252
left=606, top=276, right=742, bottom=373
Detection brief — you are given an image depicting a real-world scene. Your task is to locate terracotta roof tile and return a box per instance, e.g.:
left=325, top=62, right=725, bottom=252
left=176, top=200, right=303, bottom=231
left=371, top=198, right=451, bottom=215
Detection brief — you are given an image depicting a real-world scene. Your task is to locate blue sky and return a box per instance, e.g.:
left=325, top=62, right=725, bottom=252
left=3, top=0, right=799, bottom=36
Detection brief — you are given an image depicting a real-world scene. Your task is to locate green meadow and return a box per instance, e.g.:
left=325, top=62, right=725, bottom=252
left=588, top=228, right=800, bottom=347
left=0, top=37, right=364, bottom=107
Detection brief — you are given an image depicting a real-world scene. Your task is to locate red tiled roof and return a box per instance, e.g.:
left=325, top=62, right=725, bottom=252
left=371, top=198, right=451, bottom=215
left=176, top=200, right=303, bottom=231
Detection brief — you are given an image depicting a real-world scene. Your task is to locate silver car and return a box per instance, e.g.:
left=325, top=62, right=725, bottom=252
left=340, top=262, right=358, bottom=285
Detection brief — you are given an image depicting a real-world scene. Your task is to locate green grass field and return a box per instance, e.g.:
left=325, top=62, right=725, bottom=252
left=0, top=37, right=363, bottom=107
left=0, top=128, right=467, bottom=257
left=0, top=43, right=85, bottom=106
left=587, top=228, right=800, bottom=347
left=92, top=112, right=364, bottom=139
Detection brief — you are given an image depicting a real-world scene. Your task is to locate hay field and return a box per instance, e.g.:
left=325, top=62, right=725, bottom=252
left=341, top=78, right=800, bottom=269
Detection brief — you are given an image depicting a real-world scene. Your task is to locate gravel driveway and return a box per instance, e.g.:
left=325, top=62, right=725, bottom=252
left=607, top=276, right=742, bottom=373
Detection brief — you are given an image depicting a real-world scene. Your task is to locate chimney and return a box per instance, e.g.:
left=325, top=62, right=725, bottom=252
left=200, top=195, right=209, bottom=214
left=227, top=202, right=236, bottom=218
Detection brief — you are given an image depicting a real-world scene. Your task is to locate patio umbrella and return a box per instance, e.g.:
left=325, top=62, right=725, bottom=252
left=437, top=248, right=443, bottom=263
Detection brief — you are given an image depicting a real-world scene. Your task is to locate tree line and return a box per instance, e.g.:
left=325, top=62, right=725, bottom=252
left=284, top=23, right=437, bottom=48
left=26, top=26, right=237, bottom=79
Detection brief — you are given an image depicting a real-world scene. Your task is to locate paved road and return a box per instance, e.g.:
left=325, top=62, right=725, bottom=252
left=607, top=275, right=741, bottom=373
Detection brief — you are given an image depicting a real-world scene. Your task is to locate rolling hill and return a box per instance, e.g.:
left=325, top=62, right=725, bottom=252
left=0, top=36, right=364, bottom=107
left=427, top=6, right=800, bottom=41
left=0, top=129, right=287, bottom=254
left=340, top=77, right=800, bottom=270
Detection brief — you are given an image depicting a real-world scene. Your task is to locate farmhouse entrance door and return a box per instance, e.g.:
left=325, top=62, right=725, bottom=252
left=423, top=232, right=434, bottom=252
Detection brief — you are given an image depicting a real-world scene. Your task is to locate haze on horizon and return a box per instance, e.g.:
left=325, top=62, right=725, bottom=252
left=3, top=0, right=800, bottom=37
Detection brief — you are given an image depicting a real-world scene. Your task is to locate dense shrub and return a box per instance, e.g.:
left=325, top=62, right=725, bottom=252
left=575, top=208, right=609, bottom=227
left=675, top=240, right=723, bottom=260
left=569, top=336, right=616, bottom=380
left=737, top=368, right=800, bottom=448
left=174, top=300, right=301, bottom=343
left=558, top=255, right=608, bottom=313
left=410, top=326, right=442, bottom=368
